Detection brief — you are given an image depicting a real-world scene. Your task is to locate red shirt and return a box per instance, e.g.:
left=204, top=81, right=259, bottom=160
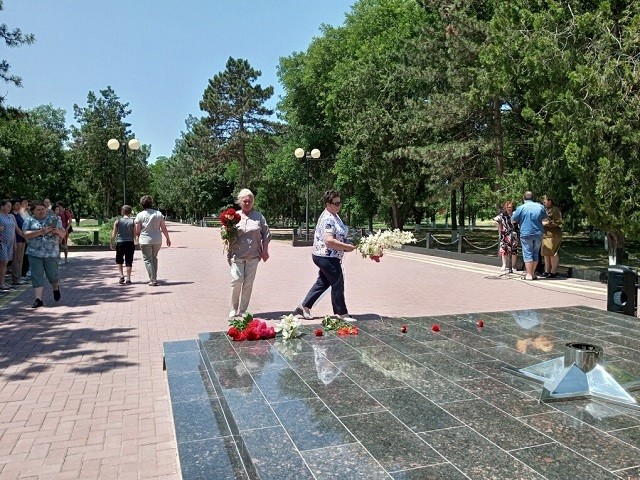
left=60, top=209, right=73, bottom=228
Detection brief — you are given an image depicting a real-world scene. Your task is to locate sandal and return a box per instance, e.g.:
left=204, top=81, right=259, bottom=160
left=119, top=276, right=125, bottom=284
left=125, top=279, right=132, bottom=285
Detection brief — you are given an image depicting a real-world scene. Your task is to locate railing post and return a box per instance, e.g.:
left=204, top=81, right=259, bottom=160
left=93, top=231, right=100, bottom=245
left=458, top=235, right=464, bottom=254
left=426, top=233, right=432, bottom=250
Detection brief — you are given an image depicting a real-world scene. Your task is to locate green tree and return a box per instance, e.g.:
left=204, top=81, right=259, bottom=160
left=278, top=0, right=433, bottom=229
left=488, top=1, right=640, bottom=260
left=199, top=57, right=275, bottom=188
left=160, top=116, right=233, bottom=219
left=0, top=0, right=34, bottom=108
left=0, top=105, right=68, bottom=201
left=71, top=86, right=149, bottom=218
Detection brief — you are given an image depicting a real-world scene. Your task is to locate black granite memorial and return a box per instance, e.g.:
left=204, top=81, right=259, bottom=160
left=164, top=306, right=640, bottom=479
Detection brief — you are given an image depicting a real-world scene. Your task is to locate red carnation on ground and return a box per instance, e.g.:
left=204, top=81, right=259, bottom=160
left=401, top=325, right=407, bottom=333
left=336, top=325, right=358, bottom=336
left=371, top=255, right=382, bottom=262
left=477, top=319, right=484, bottom=328
left=315, top=328, right=324, bottom=337
left=432, top=324, right=440, bottom=332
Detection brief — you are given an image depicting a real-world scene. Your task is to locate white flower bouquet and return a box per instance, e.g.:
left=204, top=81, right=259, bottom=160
left=357, top=229, right=417, bottom=262
left=274, top=314, right=302, bottom=340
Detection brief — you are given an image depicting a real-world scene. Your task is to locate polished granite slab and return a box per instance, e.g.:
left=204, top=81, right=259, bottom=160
left=163, top=306, right=640, bottom=479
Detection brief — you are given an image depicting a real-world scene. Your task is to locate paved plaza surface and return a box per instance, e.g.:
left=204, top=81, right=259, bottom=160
left=0, top=221, right=626, bottom=479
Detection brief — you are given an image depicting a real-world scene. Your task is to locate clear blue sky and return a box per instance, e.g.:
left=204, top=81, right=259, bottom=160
left=2, top=0, right=354, bottom=161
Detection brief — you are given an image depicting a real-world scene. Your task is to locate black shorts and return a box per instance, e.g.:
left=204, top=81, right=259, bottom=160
left=115, top=241, right=135, bottom=266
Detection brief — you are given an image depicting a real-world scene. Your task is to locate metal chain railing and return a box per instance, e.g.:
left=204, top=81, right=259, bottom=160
left=558, top=247, right=603, bottom=263
left=430, top=236, right=459, bottom=246
left=462, top=237, right=500, bottom=251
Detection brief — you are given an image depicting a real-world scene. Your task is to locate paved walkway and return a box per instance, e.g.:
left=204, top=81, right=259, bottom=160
left=0, top=222, right=608, bottom=479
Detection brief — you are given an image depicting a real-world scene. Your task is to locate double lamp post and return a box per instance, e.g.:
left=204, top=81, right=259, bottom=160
left=107, top=138, right=140, bottom=207
left=294, top=147, right=321, bottom=241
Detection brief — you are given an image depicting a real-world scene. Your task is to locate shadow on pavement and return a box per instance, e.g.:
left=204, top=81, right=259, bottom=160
left=0, top=255, right=140, bottom=380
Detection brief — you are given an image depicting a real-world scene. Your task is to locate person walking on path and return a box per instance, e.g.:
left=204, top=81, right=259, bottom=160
left=295, top=190, right=357, bottom=322
left=0, top=199, right=23, bottom=290
left=226, top=188, right=271, bottom=318
left=110, top=205, right=135, bottom=285
left=511, top=191, right=547, bottom=281
left=134, top=195, right=171, bottom=286
left=21, top=201, right=66, bottom=308
left=10, top=198, right=27, bottom=285
left=541, top=195, right=563, bottom=278
left=56, top=201, right=73, bottom=264
left=493, top=200, right=518, bottom=272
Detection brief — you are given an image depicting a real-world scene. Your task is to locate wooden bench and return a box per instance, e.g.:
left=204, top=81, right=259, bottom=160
left=200, top=216, right=221, bottom=227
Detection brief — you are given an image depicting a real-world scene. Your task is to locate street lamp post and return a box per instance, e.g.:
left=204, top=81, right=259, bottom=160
left=108, top=138, right=140, bottom=206
left=294, top=147, right=321, bottom=241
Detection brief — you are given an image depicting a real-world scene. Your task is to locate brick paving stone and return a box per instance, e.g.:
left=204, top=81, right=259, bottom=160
left=0, top=221, right=609, bottom=479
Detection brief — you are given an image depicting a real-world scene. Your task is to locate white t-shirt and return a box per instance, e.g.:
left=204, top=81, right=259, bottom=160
left=135, top=209, right=164, bottom=245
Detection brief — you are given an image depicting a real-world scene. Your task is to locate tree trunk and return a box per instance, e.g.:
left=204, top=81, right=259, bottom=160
left=450, top=189, right=457, bottom=231
left=390, top=204, right=401, bottom=229
left=493, top=96, right=504, bottom=180
left=607, top=231, right=625, bottom=265
left=458, top=182, right=465, bottom=235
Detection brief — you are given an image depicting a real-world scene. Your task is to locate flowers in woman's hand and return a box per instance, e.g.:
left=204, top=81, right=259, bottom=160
left=220, top=207, right=241, bottom=252
left=357, top=229, right=416, bottom=262
left=274, top=314, right=302, bottom=340
left=227, top=312, right=275, bottom=341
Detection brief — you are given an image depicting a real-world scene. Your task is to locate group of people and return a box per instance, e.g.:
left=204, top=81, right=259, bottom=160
left=110, top=195, right=171, bottom=287
left=0, top=197, right=73, bottom=308
left=10, top=188, right=562, bottom=313
left=225, top=188, right=357, bottom=322
left=494, top=191, right=563, bottom=280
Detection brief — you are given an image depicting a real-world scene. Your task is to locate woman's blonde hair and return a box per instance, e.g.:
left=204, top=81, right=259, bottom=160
left=236, top=188, right=254, bottom=204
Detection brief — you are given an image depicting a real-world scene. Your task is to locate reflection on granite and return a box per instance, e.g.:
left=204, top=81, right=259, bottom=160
left=301, top=443, right=389, bottom=480
left=178, top=437, right=249, bottom=480
left=422, top=426, right=545, bottom=479
left=440, top=399, right=551, bottom=450
left=390, top=463, right=468, bottom=480
left=164, top=306, right=640, bottom=479
left=510, top=443, right=621, bottom=479
left=271, top=398, right=356, bottom=450
left=340, top=411, right=442, bottom=471
left=242, top=426, right=315, bottom=480
left=522, top=412, right=640, bottom=470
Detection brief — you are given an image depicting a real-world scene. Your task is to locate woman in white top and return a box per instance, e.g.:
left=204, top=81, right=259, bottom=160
left=227, top=188, right=271, bottom=317
left=295, top=190, right=356, bottom=321
left=134, top=195, right=171, bottom=286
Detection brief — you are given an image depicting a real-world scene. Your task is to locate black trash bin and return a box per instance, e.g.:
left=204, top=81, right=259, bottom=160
left=607, top=265, right=638, bottom=316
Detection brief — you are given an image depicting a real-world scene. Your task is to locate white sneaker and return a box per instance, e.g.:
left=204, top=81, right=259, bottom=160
left=228, top=309, right=238, bottom=318
left=339, top=314, right=357, bottom=322
left=295, top=305, right=312, bottom=320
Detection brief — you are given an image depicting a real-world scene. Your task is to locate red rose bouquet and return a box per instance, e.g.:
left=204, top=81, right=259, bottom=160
left=220, top=207, right=241, bottom=252
left=227, top=313, right=276, bottom=342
